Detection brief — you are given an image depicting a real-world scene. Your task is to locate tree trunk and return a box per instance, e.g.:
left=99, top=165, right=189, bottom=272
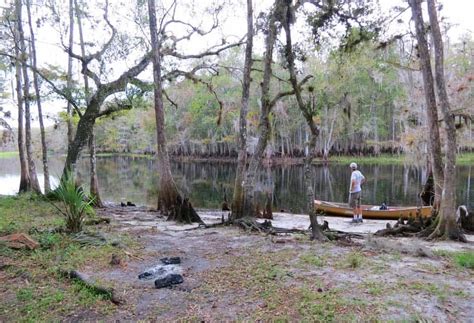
left=14, top=0, right=29, bottom=193
left=21, top=46, right=41, bottom=194
left=26, top=0, right=50, bottom=193
left=231, top=0, right=253, bottom=221
left=148, top=0, right=201, bottom=223
left=75, top=0, right=103, bottom=207
left=282, top=2, right=326, bottom=241
left=426, top=0, right=465, bottom=241
left=409, top=0, right=444, bottom=210
left=88, top=132, right=103, bottom=207
left=242, top=0, right=282, bottom=218
left=66, top=0, right=75, bottom=147
left=17, top=0, right=41, bottom=193
left=63, top=110, right=96, bottom=176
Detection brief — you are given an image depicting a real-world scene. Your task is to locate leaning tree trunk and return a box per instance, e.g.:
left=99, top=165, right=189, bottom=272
left=76, top=0, right=103, bottom=207
left=148, top=0, right=201, bottom=224
left=26, top=0, right=50, bottom=193
left=231, top=0, right=253, bottom=221
left=14, top=0, right=29, bottom=193
left=282, top=4, right=326, bottom=241
left=409, top=0, right=444, bottom=211
left=62, top=108, right=96, bottom=177
left=426, top=0, right=465, bottom=241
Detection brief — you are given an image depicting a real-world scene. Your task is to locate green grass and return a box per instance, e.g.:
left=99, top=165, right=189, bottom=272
left=324, top=154, right=404, bottom=165
left=337, top=251, right=364, bottom=269
left=322, top=152, right=474, bottom=165
left=299, top=252, right=325, bottom=267
left=362, top=281, right=385, bottom=296
left=434, top=250, right=474, bottom=269
left=453, top=251, right=474, bottom=269
left=0, top=194, right=63, bottom=234
left=0, top=151, right=18, bottom=158
left=457, top=153, right=474, bottom=165
left=0, top=195, right=137, bottom=321
left=397, top=280, right=448, bottom=301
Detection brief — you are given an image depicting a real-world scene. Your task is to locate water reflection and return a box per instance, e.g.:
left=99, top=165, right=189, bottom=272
left=0, top=155, right=472, bottom=212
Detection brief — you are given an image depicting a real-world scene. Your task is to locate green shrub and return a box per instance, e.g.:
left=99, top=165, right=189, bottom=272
left=50, top=174, right=95, bottom=233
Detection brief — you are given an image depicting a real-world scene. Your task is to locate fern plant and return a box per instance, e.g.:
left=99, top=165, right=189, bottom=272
left=51, top=174, right=95, bottom=233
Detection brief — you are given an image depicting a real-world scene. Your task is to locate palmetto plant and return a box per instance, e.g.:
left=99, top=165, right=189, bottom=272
left=51, top=174, right=95, bottom=233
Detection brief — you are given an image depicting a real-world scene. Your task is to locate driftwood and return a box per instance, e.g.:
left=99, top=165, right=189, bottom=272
left=59, top=269, right=123, bottom=305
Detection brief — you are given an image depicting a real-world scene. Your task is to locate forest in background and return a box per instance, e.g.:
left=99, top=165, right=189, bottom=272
left=0, top=2, right=472, bottom=162
left=0, top=0, right=472, bottom=240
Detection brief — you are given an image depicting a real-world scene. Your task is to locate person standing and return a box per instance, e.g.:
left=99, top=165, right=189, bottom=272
left=349, top=162, right=365, bottom=223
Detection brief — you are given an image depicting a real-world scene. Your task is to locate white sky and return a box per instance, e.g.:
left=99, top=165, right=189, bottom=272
left=1, top=0, right=473, bottom=129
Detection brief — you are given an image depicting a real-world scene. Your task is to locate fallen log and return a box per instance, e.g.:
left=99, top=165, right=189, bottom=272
left=58, top=269, right=123, bottom=305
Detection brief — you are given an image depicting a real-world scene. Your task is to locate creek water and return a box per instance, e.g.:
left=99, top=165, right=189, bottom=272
left=0, top=155, right=472, bottom=212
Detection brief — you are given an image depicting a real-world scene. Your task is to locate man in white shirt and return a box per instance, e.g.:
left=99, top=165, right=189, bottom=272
left=349, top=162, right=365, bottom=223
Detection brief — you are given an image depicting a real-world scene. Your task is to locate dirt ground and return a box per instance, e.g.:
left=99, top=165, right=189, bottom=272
left=71, top=207, right=474, bottom=321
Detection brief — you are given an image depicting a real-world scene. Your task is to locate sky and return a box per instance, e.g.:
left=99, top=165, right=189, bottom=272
left=1, top=0, right=473, bottom=130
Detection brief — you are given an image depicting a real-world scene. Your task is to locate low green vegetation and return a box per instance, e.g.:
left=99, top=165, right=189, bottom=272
left=322, top=152, right=474, bottom=165
left=0, top=151, right=18, bottom=158
left=434, top=250, right=474, bottom=269
left=299, top=252, right=325, bottom=267
left=327, top=154, right=405, bottom=165
left=453, top=251, right=474, bottom=269
left=0, top=195, right=136, bottom=321
left=50, top=174, right=95, bottom=233
left=336, top=250, right=364, bottom=269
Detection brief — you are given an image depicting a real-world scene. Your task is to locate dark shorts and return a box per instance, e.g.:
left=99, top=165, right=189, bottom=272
left=349, top=192, right=361, bottom=208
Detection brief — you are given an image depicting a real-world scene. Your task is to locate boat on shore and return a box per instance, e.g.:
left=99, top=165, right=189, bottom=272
left=314, top=200, right=432, bottom=220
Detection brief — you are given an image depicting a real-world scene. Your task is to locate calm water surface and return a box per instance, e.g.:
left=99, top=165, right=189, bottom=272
left=0, top=155, right=472, bottom=212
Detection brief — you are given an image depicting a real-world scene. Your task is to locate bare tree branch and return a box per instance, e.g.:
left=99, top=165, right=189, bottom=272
left=163, top=90, right=179, bottom=109
left=0, top=51, right=83, bottom=117
left=269, top=75, right=313, bottom=109
left=96, top=102, right=132, bottom=118
left=164, top=39, right=245, bottom=60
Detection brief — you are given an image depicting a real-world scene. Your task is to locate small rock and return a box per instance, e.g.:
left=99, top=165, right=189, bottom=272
left=138, top=272, right=154, bottom=280
left=160, top=257, right=181, bottom=265
left=154, top=274, right=184, bottom=289
left=0, top=233, right=39, bottom=250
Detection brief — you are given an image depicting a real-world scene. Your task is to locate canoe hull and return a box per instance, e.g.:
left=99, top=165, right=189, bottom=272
left=314, top=200, right=432, bottom=220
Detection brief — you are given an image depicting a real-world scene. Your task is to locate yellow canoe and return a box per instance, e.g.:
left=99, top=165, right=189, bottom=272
left=314, top=200, right=432, bottom=220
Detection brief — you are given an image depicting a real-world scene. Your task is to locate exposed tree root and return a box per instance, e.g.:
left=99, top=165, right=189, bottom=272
left=58, top=269, right=123, bottom=305
left=166, top=195, right=203, bottom=224
left=426, top=228, right=468, bottom=242
left=232, top=217, right=362, bottom=242
left=376, top=206, right=470, bottom=243
left=375, top=215, right=434, bottom=237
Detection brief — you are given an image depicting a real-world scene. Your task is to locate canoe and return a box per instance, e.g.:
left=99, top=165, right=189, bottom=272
left=314, top=200, right=432, bottom=220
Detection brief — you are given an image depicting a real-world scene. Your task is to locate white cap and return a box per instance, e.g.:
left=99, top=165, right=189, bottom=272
left=350, top=162, right=357, bottom=169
